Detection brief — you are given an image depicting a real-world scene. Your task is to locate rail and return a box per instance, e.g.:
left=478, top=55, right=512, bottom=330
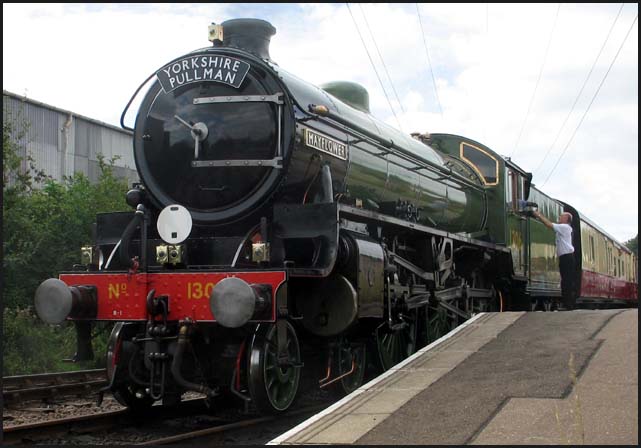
left=3, top=369, right=108, bottom=405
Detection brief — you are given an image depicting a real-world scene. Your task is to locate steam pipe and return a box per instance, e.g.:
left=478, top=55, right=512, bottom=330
left=170, top=324, right=218, bottom=397
left=119, top=205, right=145, bottom=268
left=321, top=163, right=333, bottom=203
left=141, top=204, right=148, bottom=271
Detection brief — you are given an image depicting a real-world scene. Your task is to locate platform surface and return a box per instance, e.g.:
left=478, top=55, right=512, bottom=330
left=269, top=309, right=638, bottom=445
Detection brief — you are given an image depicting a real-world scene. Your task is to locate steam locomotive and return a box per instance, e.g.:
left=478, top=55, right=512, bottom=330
left=33, top=18, right=638, bottom=413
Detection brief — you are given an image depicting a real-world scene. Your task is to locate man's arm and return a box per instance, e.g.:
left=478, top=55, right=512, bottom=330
left=533, top=210, right=554, bottom=230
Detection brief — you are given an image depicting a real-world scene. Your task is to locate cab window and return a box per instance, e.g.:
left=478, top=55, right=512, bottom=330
left=506, top=168, right=526, bottom=211
left=506, top=169, right=514, bottom=209
left=460, top=142, right=498, bottom=185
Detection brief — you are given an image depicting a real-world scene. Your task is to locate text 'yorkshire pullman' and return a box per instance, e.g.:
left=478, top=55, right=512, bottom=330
left=156, top=55, right=250, bottom=93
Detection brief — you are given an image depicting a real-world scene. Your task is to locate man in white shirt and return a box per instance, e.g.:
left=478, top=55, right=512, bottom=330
left=533, top=210, right=576, bottom=310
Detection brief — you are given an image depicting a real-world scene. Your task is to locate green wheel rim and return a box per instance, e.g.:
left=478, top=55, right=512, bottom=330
left=376, top=311, right=418, bottom=371
left=427, top=304, right=453, bottom=343
left=262, top=324, right=300, bottom=411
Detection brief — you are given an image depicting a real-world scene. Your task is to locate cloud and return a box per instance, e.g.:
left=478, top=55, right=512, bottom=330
left=3, top=3, right=638, bottom=241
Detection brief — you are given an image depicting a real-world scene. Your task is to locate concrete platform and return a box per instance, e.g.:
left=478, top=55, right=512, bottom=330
left=269, top=309, right=638, bottom=445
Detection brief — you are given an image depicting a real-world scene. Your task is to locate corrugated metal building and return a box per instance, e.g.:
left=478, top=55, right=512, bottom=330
left=3, top=90, right=138, bottom=185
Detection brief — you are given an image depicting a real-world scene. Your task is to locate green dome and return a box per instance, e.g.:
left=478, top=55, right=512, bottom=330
left=320, top=81, right=370, bottom=113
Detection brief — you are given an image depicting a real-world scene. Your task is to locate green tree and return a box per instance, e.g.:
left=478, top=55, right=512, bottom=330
left=3, top=120, right=130, bottom=308
left=3, top=107, right=130, bottom=374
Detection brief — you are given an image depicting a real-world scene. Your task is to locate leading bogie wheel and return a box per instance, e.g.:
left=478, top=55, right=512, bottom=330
left=107, top=323, right=155, bottom=412
left=112, top=384, right=154, bottom=412
left=248, top=321, right=301, bottom=413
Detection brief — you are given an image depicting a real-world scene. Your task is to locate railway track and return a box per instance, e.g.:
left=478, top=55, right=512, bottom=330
left=136, top=404, right=329, bottom=445
left=3, top=397, right=330, bottom=445
left=2, top=369, right=108, bottom=405
left=3, top=398, right=209, bottom=445
left=2, top=408, right=128, bottom=445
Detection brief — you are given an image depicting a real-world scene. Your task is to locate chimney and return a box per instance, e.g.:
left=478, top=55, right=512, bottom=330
left=214, top=18, right=276, bottom=62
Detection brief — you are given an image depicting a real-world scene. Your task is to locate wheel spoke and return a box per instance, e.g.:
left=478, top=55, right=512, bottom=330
left=266, top=375, right=276, bottom=391
left=271, top=383, right=280, bottom=401
left=377, top=311, right=422, bottom=370
left=392, top=333, right=402, bottom=364
left=248, top=322, right=301, bottom=412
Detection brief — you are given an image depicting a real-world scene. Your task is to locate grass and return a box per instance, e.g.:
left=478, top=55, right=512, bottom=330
left=2, top=306, right=110, bottom=376
left=554, top=352, right=585, bottom=445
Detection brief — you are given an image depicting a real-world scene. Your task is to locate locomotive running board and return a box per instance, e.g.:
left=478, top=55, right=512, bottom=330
left=338, top=204, right=510, bottom=253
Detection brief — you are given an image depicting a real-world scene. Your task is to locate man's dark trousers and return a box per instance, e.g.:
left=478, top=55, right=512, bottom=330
left=559, top=253, right=576, bottom=309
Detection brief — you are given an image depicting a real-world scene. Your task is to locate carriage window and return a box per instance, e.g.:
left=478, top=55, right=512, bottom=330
left=460, top=142, right=498, bottom=185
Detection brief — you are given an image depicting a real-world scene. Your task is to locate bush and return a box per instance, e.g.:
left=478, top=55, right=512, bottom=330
left=2, top=307, right=113, bottom=375
left=3, top=104, right=127, bottom=375
left=3, top=161, right=129, bottom=309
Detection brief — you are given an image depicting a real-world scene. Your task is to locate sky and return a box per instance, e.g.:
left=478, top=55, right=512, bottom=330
left=3, top=3, right=638, bottom=243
